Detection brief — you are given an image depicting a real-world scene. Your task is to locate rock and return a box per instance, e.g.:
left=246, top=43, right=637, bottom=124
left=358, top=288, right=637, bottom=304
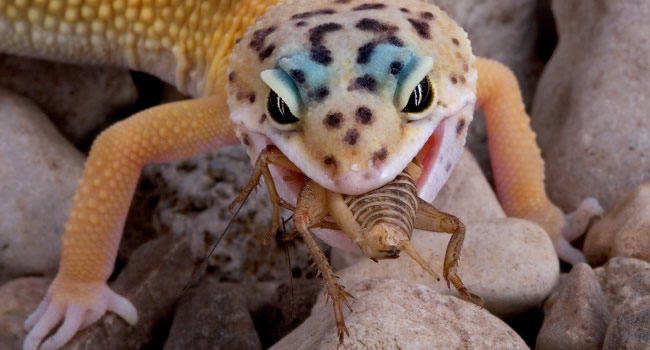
left=433, top=0, right=543, bottom=106
left=584, top=182, right=650, bottom=265
left=62, top=236, right=193, bottom=349
left=246, top=279, right=321, bottom=348
left=594, top=257, right=650, bottom=315
left=432, top=150, right=506, bottom=222
left=603, top=296, right=650, bottom=350
left=0, top=278, right=50, bottom=350
left=532, top=0, right=650, bottom=210
left=164, top=282, right=261, bottom=350
left=433, top=0, right=546, bottom=177
left=272, top=278, right=528, bottom=349
left=330, top=151, right=504, bottom=271
left=0, top=88, right=84, bottom=284
left=332, top=218, right=558, bottom=319
left=0, top=54, right=138, bottom=148
left=536, top=263, right=610, bottom=350
left=141, top=145, right=317, bottom=283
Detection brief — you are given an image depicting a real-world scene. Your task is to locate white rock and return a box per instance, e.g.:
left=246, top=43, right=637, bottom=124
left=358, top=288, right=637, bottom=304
left=272, top=278, right=528, bottom=350
left=584, top=182, right=650, bottom=265
left=532, top=0, right=650, bottom=210
left=0, top=88, right=84, bottom=283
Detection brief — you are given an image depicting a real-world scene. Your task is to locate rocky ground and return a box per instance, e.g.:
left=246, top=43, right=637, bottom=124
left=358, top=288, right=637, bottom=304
left=1, top=0, right=650, bottom=349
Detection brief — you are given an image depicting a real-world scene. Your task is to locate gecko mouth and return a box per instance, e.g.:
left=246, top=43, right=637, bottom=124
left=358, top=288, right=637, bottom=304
left=263, top=115, right=454, bottom=206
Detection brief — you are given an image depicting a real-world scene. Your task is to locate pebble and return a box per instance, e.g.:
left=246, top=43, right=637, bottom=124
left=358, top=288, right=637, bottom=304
left=584, top=182, right=650, bottom=265
left=603, top=296, right=650, bottom=350
left=536, top=263, right=610, bottom=350
left=532, top=0, right=650, bottom=210
left=0, top=88, right=84, bottom=284
left=594, top=257, right=650, bottom=314
left=164, top=282, right=261, bottom=350
left=271, top=278, right=529, bottom=349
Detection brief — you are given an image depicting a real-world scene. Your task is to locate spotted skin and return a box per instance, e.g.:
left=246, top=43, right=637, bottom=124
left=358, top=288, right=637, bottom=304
left=0, top=0, right=600, bottom=349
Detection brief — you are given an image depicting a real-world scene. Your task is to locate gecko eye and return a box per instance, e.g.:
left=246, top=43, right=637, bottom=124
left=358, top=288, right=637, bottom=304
left=401, top=76, right=434, bottom=113
left=261, top=69, right=302, bottom=130
left=395, top=56, right=436, bottom=119
left=267, top=90, right=299, bottom=125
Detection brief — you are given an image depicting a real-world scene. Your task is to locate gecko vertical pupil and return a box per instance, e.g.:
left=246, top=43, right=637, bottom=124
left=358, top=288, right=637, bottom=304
left=267, top=90, right=299, bottom=125
left=402, top=76, right=433, bottom=113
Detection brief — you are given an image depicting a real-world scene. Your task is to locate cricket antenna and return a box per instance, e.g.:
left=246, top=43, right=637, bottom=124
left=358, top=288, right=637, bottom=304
left=399, top=241, right=440, bottom=281
left=182, top=193, right=249, bottom=293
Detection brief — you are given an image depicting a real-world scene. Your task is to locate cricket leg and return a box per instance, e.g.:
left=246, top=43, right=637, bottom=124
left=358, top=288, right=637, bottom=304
left=229, top=146, right=299, bottom=242
left=414, top=198, right=483, bottom=307
left=295, top=180, right=353, bottom=345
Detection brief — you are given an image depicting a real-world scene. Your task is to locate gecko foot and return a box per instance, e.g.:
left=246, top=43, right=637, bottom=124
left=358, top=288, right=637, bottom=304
left=556, top=197, right=603, bottom=265
left=23, top=279, right=137, bottom=350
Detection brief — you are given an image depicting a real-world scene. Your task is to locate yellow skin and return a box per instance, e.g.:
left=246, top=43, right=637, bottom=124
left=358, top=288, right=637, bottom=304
left=0, top=0, right=601, bottom=349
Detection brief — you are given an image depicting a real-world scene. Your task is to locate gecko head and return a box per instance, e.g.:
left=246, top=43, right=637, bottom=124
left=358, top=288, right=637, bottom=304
left=227, top=0, right=476, bottom=201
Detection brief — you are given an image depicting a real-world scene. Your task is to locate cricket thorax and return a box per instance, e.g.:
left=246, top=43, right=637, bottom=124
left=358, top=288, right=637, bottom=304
left=228, top=0, right=477, bottom=196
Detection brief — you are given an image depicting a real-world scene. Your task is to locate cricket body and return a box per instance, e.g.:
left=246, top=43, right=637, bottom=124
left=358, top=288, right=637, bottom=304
left=227, top=0, right=481, bottom=343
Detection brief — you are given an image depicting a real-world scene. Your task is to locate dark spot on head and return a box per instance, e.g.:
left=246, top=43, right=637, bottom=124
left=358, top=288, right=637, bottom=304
left=400, top=8, right=409, bottom=13
left=250, top=26, right=276, bottom=51
left=451, top=75, right=458, bottom=84
left=452, top=38, right=460, bottom=46
left=352, top=3, right=386, bottom=11
left=355, top=18, right=398, bottom=33
left=324, top=112, right=343, bottom=129
left=445, top=161, right=452, bottom=172
left=236, top=91, right=246, bottom=101
left=343, top=129, right=360, bottom=145
left=228, top=72, right=237, bottom=82
left=420, top=11, right=434, bottom=20
left=295, top=21, right=307, bottom=27
left=259, top=113, right=267, bottom=124
left=459, top=75, right=466, bottom=84
left=310, top=45, right=333, bottom=65
left=242, top=134, right=250, bottom=146
left=356, top=41, right=377, bottom=64
left=290, top=69, right=306, bottom=84
left=258, top=44, right=275, bottom=60
left=308, top=86, right=330, bottom=101
left=323, top=155, right=337, bottom=167
left=291, top=8, right=336, bottom=20
left=456, top=119, right=466, bottom=135
left=309, top=22, right=343, bottom=46
left=372, top=147, right=388, bottom=162
left=235, top=37, right=241, bottom=44
left=386, top=35, right=404, bottom=47
left=407, top=18, right=431, bottom=39
left=390, top=61, right=403, bottom=75
left=356, top=106, right=373, bottom=125
left=248, top=93, right=256, bottom=104
left=350, top=74, right=378, bottom=92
